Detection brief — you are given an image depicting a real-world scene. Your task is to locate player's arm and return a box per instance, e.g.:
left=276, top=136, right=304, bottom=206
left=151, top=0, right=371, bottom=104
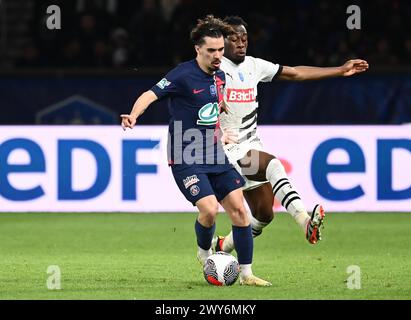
left=277, top=59, right=369, bottom=81
left=120, top=90, right=158, bottom=130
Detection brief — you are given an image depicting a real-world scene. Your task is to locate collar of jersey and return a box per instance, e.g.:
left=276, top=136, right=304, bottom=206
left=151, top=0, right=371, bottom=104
left=222, top=56, right=245, bottom=67
left=193, top=59, right=219, bottom=77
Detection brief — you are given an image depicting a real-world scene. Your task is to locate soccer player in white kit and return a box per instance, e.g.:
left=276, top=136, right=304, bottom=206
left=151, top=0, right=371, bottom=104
left=214, top=16, right=369, bottom=253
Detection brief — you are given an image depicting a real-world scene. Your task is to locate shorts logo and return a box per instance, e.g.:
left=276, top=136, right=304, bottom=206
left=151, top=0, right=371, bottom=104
left=183, top=175, right=200, bottom=189
left=190, top=185, right=200, bottom=196
left=156, top=78, right=171, bottom=89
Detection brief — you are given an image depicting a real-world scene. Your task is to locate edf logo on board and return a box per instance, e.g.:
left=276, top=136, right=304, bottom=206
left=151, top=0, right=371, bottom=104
left=0, top=127, right=410, bottom=212
left=0, top=138, right=158, bottom=201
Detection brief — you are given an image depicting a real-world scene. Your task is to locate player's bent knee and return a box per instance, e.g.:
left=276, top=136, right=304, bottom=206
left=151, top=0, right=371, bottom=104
left=196, top=197, right=219, bottom=226
left=198, top=210, right=218, bottom=227
left=201, top=205, right=218, bottom=218
left=229, top=206, right=250, bottom=227
left=263, top=155, right=276, bottom=170
left=258, top=210, right=274, bottom=223
left=253, top=203, right=274, bottom=223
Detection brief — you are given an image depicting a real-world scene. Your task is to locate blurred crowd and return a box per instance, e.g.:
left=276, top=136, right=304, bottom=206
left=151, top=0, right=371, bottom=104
left=13, top=0, right=411, bottom=69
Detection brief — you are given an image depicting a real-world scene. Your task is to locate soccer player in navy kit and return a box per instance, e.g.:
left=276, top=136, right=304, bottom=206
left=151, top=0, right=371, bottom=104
left=121, top=15, right=271, bottom=286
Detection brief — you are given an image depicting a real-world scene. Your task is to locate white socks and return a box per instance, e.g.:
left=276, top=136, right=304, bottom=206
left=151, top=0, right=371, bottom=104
left=239, top=264, right=252, bottom=279
left=266, top=158, right=310, bottom=232
left=250, top=215, right=269, bottom=237
left=220, top=214, right=267, bottom=253
left=197, top=247, right=212, bottom=264
left=221, top=232, right=235, bottom=252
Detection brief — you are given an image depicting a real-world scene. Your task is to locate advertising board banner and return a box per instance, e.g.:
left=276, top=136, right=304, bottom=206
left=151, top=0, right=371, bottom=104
left=0, top=125, right=410, bottom=212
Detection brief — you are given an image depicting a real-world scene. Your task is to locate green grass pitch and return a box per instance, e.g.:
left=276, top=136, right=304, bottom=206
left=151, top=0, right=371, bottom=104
left=0, top=212, right=410, bottom=300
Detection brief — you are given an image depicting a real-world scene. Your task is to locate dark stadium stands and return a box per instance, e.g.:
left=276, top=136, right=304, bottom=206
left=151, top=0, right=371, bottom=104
left=0, top=0, right=410, bottom=125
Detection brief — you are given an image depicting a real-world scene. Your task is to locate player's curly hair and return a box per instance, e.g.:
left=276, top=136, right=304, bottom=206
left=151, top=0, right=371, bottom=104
left=223, top=15, right=248, bottom=27
left=190, top=15, right=234, bottom=45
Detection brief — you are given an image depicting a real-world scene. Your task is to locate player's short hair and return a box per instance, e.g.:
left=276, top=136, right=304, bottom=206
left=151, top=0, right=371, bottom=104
left=190, top=15, right=234, bottom=45
left=223, top=16, right=248, bottom=28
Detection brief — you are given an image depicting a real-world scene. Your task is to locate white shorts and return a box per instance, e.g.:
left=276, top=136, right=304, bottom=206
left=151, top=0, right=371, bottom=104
left=223, top=136, right=269, bottom=191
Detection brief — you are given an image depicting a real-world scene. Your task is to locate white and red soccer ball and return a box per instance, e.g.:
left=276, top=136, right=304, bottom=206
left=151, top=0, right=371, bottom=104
left=203, top=252, right=240, bottom=286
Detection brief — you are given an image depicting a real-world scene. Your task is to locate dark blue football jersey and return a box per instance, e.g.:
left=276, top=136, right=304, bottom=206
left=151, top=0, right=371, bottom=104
left=150, top=59, right=232, bottom=173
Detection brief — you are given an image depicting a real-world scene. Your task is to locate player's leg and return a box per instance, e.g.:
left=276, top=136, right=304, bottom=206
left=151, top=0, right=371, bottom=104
left=215, top=182, right=274, bottom=253
left=212, top=169, right=271, bottom=286
left=195, top=195, right=220, bottom=265
left=244, top=182, right=275, bottom=236
left=220, top=143, right=274, bottom=245
left=170, top=167, right=218, bottom=264
left=239, top=149, right=310, bottom=229
left=219, top=188, right=271, bottom=286
left=239, top=149, right=325, bottom=244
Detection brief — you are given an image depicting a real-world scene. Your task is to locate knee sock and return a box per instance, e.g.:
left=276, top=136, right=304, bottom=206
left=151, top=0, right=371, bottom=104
left=195, top=220, right=215, bottom=259
left=221, top=211, right=267, bottom=253
left=266, top=158, right=310, bottom=232
left=232, top=225, right=253, bottom=278
left=250, top=214, right=269, bottom=237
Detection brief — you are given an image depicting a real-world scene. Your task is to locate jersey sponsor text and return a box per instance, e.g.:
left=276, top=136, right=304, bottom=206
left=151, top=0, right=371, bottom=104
left=226, top=88, right=256, bottom=103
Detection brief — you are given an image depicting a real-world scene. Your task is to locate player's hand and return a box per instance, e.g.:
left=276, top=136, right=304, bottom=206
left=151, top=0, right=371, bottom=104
left=120, top=114, right=137, bottom=130
left=341, top=59, right=369, bottom=76
left=219, top=100, right=230, bottom=114
left=220, top=129, right=239, bottom=145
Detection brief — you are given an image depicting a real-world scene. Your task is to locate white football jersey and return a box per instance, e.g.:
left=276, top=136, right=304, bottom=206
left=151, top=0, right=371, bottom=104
left=219, top=56, right=282, bottom=143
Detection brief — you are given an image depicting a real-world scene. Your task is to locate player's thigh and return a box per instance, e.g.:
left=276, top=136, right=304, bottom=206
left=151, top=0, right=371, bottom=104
left=243, top=182, right=275, bottom=223
left=239, top=150, right=275, bottom=181
left=219, top=188, right=249, bottom=227
left=209, top=169, right=248, bottom=226
left=225, top=143, right=259, bottom=177
left=208, top=168, right=245, bottom=203
left=170, top=166, right=215, bottom=206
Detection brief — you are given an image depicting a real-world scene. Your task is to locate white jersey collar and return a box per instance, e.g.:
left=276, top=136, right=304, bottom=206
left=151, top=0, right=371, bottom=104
left=222, top=56, right=246, bottom=68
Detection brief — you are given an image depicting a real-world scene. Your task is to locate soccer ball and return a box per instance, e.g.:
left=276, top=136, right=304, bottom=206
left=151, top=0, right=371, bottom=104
left=203, top=252, right=240, bottom=286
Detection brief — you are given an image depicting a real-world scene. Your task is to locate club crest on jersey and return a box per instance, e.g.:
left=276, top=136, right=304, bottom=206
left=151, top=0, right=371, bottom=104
left=238, top=72, right=245, bottom=82
left=210, top=85, right=216, bottom=96
left=197, top=102, right=219, bottom=125
left=183, top=175, right=200, bottom=189
left=190, top=185, right=200, bottom=196
left=156, top=78, right=171, bottom=89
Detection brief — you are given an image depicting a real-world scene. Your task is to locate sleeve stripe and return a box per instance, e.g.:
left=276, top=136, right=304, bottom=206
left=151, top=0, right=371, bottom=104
left=272, top=65, right=283, bottom=81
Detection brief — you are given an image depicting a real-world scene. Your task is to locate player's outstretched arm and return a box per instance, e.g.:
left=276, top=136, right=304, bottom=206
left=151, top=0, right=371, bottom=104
left=120, top=90, right=158, bottom=130
left=278, top=59, right=369, bottom=81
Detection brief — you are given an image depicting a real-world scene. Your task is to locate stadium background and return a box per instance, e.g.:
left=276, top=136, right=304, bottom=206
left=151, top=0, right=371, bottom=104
left=1, top=0, right=411, bottom=125
left=0, top=0, right=410, bottom=301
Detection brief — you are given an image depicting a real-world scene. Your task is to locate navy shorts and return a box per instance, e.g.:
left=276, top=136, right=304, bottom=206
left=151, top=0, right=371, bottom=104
left=171, top=166, right=245, bottom=206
